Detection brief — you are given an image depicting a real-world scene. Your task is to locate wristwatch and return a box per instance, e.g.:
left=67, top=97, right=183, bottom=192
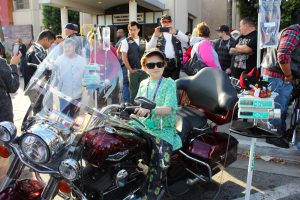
left=175, top=29, right=179, bottom=35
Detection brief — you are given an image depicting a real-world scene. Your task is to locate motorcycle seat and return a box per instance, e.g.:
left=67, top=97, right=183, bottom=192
left=175, top=106, right=207, bottom=142
left=176, top=67, right=238, bottom=115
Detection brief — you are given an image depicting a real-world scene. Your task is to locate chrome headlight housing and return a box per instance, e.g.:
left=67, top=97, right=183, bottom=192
left=59, top=159, right=80, bottom=180
left=20, top=120, right=71, bottom=164
left=0, top=121, right=17, bottom=143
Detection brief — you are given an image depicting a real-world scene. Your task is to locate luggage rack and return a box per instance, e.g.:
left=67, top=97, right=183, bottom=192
left=230, top=119, right=283, bottom=139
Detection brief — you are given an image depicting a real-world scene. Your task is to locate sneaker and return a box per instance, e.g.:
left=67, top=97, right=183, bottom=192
left=266, top=137, right=290, bottom=148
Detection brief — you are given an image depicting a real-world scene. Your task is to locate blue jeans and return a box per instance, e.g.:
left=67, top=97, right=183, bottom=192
left=268, top=77, right=293, bottom=131
left=121, top=65, right=130, bottom=103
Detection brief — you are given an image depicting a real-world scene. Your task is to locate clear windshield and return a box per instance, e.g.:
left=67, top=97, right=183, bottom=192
left=24, top=36, right=123, bottom=127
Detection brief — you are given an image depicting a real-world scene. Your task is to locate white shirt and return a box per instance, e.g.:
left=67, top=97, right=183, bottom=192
left=55, top=54, right=87, bottom=99
left=120, top=37, right=141, bottom=53
left=146, top=30, right=188, bottom=59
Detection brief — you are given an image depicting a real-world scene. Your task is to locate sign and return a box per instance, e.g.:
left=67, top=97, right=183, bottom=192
left=113, top=13, right=144, bottom=24
left=1, top=25, right=33, bottom=52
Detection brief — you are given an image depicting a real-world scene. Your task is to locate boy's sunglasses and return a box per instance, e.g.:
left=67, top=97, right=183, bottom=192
left=145, top=62, right=164, bottom=69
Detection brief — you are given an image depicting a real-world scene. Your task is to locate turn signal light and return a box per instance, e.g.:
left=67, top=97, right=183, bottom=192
left=0, top=146, right=10, bottom=158
left=58, top=180, right=72, bottom=194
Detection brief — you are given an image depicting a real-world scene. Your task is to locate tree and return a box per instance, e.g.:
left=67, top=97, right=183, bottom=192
left=42, top=5, right=79, bottom=35
left=42, top=5, right=61, bottom=34
left=236, top=0, right=300, bottom=29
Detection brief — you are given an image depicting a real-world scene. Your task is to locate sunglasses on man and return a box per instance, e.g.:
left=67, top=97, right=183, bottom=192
left=145, top=62, right=164, bottom=69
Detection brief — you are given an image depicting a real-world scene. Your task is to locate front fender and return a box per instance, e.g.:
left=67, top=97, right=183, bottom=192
left=0, top=179, right=44, bottom=200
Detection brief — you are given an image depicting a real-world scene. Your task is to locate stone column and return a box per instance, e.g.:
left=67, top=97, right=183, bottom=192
left=129, top=0, right=137, bottom=22
left=60, top=7, right=68, bottom=37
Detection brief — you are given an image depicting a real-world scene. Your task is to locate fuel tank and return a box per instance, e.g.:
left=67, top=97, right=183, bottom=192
left=0, top=179, right=43, bottom=200
left=81, top=126, right=148, bottom=167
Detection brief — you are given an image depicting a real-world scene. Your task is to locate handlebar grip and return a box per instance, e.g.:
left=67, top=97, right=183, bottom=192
left=125, top=107, right=137, bottom=115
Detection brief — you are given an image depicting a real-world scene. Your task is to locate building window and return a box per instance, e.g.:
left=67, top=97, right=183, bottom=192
left=15, top=0, right=30, bottom=10
left=188, top=18, right=193, bottom=33
left=188, top=13, right=196, bottom=34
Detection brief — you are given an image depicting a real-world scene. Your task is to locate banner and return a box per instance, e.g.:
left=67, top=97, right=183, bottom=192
left=259, top=0, right=282, bottom=48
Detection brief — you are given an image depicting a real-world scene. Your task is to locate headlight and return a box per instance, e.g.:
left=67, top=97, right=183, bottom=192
left=20, top=134, right=50, bottom=163
left=59, top=159, right=80, bottom=180
left=0, top=121, right=17, bottom=142
left=20, top=120, right=71, bottom=164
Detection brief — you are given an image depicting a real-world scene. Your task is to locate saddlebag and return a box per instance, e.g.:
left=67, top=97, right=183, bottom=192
left=186, top=132, right=238, bottom=169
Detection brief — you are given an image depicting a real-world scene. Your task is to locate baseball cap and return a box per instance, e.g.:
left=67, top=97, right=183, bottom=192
left=143, top=48, right=165, bottom=60
left=64, top=23, right=77, bottom=31
left=161, top=14, right=172, bottom=21
left=216, top=25, right=230, bottom=32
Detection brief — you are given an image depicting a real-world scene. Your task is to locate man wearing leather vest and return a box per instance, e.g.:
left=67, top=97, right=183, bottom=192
left=24, top=30, right=56, bottom=89
left=121, top=21, right=148, bottom=103
left=261, top=24, right=300, bottom=147
left=147, top=14, right=188, bottom=80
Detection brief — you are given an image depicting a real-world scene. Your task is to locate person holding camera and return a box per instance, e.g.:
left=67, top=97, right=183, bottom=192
left=0, top=53, right=21, bottom=122
left=147, top=14, right=188, bottom=80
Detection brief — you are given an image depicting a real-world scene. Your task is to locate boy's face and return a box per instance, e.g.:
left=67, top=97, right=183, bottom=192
left=128, top=25, right=140, bottom=38
left=42, top=38, right=55, bottom=50
left=63, top=43, right=75, bottom=56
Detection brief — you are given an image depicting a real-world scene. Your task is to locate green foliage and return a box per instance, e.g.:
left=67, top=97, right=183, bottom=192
left=281, top=0, right=300, bottom=28
left=236, top=0, right=258, bottom=22
left=236, top=0, right=300, bottom=29
left=42, top=5, right=80, bottom=35
left=42, top=5, right=61, bottom=34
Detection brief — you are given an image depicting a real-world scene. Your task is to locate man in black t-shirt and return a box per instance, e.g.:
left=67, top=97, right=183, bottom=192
left=229, top=17, right=257, bottom=79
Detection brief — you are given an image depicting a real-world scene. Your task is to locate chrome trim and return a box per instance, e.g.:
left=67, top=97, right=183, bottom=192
left=179, top=150, right=212, bottom=181
left=185, top=168, right=207, bottom=183
left=104, top=126, right=116, bottom=134
left=35, top=172, right=47, bottom=186
left=21, top=120, right=72, bottom=163
left=10, top=143, right=60, bottom=176
left=70, top=182, right=88, bottom=200
left=40, top=177, right=59, bottom=200
left=59, top=159, right=80, bottom=181
left=106, top=150, right=129, bottom=161
left=0, top=155, right=24, bottom=191
left=100, top=104, right=122, bottom=114
left=0, top=121, right=17, bottom=142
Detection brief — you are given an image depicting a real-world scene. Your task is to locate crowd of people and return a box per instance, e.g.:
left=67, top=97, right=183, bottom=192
left=0, top=13, right=299, bottom=199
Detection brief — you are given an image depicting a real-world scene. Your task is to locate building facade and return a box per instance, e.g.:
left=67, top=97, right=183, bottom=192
left=1, top=0, right=240, bottom=42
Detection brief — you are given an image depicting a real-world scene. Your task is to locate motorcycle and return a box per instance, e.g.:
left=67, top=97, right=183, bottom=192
left=0, top=36, right=239, bottom=200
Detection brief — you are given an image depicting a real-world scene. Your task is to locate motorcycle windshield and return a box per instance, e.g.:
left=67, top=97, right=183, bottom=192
left=24, top=36, right=123, bottom=127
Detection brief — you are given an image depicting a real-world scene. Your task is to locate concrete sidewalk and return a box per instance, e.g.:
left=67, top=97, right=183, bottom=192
left=11, top=77, right=300, bottom=164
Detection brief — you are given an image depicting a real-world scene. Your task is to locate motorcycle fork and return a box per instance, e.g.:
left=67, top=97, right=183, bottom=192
left=0, top=155, right=24, bottom=191
left=40, top=176, right=59, bottom=200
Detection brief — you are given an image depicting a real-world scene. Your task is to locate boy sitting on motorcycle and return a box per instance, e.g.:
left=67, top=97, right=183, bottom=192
left=132, top=48, right=182, bottom=200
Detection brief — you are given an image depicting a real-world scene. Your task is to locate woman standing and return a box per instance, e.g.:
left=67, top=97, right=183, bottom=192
left=190, top=22, right=221, bottom=69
